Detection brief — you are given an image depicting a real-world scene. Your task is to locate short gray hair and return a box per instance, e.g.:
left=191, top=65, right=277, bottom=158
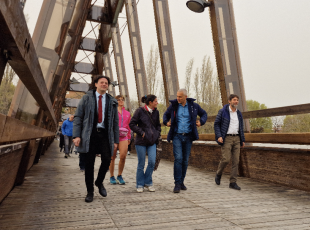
left=177, top=88, right=187, bottom=96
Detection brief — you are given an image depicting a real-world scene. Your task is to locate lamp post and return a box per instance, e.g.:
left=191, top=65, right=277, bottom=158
left=186, top=0, right=250, bottom=133
left=186, top=0, right=211, bottom=13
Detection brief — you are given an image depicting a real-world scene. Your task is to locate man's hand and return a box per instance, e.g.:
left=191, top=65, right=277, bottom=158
left=196, top=120, right=201, bottom=127
left=218, top=137, right=223, bottom=143
left=241, top=142, right=245, bottom=148
left=142, top=133, right=145, bottom=138
left=73, top=137, right=81, bottom=147
left=114, top=143, right=119, bottom=151
left=128, top=140, right=131, bottom=145
left=167, top=121, right=171, bottom=127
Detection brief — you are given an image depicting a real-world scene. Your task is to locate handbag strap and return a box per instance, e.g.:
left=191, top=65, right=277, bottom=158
left=143, top=106, right=156, bottom=128
left=121, top=110, right=124, bottom=128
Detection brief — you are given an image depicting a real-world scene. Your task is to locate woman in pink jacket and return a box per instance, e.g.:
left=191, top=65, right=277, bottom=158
left=109, top=95, right=131, bottom=185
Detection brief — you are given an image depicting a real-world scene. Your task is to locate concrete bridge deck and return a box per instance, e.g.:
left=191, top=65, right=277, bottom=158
left=1, top=141, right=310, bottom=230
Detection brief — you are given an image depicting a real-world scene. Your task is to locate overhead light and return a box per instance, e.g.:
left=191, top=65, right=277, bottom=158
left=186, top=0, right=211, bottom=13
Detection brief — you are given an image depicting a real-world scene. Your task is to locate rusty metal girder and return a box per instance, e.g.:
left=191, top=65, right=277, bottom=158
left=53, top=0, right=92, bottom=120
left=98, top=0, right=125, bottom=54
left=94, top=52, right=104, bottom=75
left=0, top=49, right=8, bottom=85
left=0, top=0, right=56, bottom=125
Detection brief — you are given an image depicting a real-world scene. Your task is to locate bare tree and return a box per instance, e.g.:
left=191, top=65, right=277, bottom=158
left=184, top=58, right=194, bottom=97
left=145, top=45, right=160, bottom=95
left=193, top=67, right=200, bottom=103
left=0, top=64, right=16, bottom=115
left=272, top=116, right=283, bottom=133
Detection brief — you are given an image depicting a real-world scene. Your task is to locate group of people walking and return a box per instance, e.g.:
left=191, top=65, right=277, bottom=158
left=72, top=75, right=245, bottom=203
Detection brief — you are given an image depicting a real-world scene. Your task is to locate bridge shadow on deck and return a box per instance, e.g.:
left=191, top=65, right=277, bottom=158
left=0, top=141, right=310, bottom=230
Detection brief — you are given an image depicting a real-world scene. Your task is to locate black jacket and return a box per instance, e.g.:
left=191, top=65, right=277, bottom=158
left=129, top=107, right=161, bottom=146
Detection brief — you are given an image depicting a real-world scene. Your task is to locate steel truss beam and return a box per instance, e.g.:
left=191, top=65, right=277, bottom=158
left=53, top=0, right=93, bottom=121
left=153, top=0, right=179, bottom=106
left=103, top=53, right=116, bottom=96
left=111, top=23, right=131, bottom=111
left=0, top=0, right=56, bottom=125
left=125, top=0, right=148, bottom=105
left=209, top=0, right=249, bottom=130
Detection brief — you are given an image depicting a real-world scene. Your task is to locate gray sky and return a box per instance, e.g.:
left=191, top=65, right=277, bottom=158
left=25, top=0, right=310, bottom=108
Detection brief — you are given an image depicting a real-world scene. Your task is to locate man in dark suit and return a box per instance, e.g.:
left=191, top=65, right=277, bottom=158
left=73, top=76, right=119, bottom=202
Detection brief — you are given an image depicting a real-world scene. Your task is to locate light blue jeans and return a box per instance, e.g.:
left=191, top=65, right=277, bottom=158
left=135, top=144, right=156, bottom=188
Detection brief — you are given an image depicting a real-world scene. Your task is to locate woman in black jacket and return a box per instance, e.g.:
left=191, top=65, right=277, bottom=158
left=129, top=95, right=161, bottom=193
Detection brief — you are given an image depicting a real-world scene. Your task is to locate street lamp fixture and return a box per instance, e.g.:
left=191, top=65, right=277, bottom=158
left=186, top=0, right=211, bottom=13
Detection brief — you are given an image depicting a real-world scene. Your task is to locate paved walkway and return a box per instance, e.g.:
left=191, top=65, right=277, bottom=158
left=1, top=141, right=310, bottom=229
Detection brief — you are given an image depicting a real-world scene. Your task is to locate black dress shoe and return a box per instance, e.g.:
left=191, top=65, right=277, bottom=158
left=229, top=182, right=241, bottom=190
left=215, top=174, right=222, bottom=185
left=96, top=184, right=107, bottom=197
left=85, top=193, right=93, bottom=202
left=173, top=184, right=181, bottom=193
left=180, top=183, right=187, bottom=190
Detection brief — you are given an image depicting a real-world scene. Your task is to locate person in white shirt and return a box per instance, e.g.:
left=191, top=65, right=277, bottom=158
left=214, top=94, right=245, bottom=190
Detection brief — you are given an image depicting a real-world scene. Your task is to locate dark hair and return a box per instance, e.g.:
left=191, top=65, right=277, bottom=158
left=228, top=94, right=239, bottom=101
left=94, top=75, right=111, bottom=85
left=141, top=94, right=157, bottom=105
left=115, top=95, right=125, bottom=101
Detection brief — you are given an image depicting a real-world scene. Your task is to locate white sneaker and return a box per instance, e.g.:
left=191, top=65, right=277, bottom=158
left=137, top=188, right=144, bottom=193
left=145, top=186, right=155, bottom=192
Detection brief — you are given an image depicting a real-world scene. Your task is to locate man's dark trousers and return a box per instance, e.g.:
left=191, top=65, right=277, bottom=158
left=81, top=127, right=111, bottom=194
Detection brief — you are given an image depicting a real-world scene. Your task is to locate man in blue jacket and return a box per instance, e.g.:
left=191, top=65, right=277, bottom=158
left=214, top=94, right=245, bottom=190
left=163, top=89, right=207, bottom=193
left=62, top=115, right=74, bottom=158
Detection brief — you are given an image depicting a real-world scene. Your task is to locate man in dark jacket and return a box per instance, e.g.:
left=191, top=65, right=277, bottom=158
left=163, top=89, right=207, bottom=193
left=61, top=115, right=74, bottom=158
left=73, top=76, right=119, bottom=203
left=214, top=94, right=245, bottom=190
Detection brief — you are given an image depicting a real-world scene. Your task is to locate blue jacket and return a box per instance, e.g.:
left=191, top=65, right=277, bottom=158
left=62, top=118, right=73, bottom=136
left=163, top=98, right=208, bottom=142
left=214, top=104, right=245, bottom=146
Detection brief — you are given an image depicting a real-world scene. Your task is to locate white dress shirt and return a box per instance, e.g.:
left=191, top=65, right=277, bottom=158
left=227, top=106, right=239, bottom=134
left=95, top=91, right=106, bottom=128
left=146, top=105, right=153, bottom=114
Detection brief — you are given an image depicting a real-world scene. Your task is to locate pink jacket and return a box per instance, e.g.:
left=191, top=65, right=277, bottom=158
left=118, top=107, right=131, bottom=140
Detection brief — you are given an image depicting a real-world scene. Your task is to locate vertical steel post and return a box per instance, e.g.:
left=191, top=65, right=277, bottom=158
left=0, top=49, right=8, bottom=85
left=103, top=53, right=116, bottom=97
left=152, top=0, right=179, bottom=107
left=125, top=0, right=148, bottom=105
left=209, top=0, right=250, bottom=131
left=111, top=23, right=131, bottom=112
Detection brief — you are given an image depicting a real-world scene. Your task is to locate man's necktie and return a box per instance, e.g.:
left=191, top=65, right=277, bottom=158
left=98, top=95, right=102, bottom=123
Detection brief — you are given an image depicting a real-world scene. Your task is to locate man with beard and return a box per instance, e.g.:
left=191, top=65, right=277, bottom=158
left=214, top=94, right=245, bottom=190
